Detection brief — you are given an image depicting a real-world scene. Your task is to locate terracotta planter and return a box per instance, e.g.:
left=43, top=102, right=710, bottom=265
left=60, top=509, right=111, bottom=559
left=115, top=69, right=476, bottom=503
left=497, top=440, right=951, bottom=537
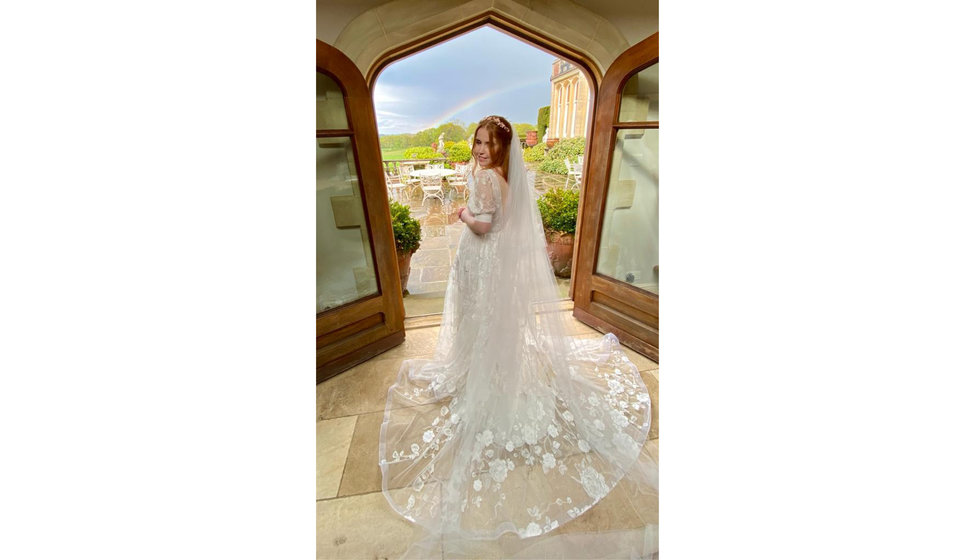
left=525, top=131, right=538, bottom=146
left=546, top=138, right=558, bottom=148
left=397, top=251, right=414, bottom=295
left=545, top=231, right=574, bottom=278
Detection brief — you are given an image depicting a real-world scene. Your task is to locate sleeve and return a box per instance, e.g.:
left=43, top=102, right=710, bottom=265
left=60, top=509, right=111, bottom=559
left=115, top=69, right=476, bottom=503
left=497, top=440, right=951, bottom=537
left=469, top=169, right=498, bottom=223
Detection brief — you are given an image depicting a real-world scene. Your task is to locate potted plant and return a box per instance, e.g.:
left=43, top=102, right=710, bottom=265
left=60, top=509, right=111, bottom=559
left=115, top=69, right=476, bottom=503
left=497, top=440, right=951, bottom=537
left=390, top=200, right=422, bottom=295
left=536, top=186, right=579, bottom=277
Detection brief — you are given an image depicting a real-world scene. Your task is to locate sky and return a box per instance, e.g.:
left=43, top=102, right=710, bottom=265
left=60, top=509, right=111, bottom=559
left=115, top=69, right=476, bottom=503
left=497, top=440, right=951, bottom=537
left=373, top=26, right=558, bottom=135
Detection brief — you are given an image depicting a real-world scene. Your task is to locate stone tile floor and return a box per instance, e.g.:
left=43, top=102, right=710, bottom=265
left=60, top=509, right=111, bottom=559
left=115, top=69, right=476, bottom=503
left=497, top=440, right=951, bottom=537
left=316, top=315, right=658, bottom=559
left=400, top=166, right=574, bottom=317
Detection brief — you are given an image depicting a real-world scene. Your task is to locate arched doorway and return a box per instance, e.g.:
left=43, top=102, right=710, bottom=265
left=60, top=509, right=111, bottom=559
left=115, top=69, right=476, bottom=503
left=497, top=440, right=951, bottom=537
left=371, top=23, right=595, bottom=317
left=317, top=13, right=659, bottom=381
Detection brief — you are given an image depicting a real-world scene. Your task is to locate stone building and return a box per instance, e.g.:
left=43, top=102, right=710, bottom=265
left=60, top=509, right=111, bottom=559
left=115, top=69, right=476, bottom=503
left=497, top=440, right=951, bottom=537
left=549, top=59, right=591, bottom=140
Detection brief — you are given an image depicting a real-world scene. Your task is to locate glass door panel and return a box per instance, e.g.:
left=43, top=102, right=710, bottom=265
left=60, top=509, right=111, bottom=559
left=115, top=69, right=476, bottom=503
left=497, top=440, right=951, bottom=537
left=571, top=32, right=658, bottom=361
left=618, top=64, right=659, bottom=122
left=595, top=129, right=659, bottom=294
left=316, top=137, right=379, bottom=312
left=317, top=72, right=349, bottom=129
left=316, top=39, right=405, bottom=382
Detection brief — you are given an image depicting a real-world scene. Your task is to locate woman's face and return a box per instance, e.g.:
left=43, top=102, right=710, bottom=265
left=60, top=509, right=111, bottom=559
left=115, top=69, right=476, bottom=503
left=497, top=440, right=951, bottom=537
left=473, top=127, right=493, bottom=167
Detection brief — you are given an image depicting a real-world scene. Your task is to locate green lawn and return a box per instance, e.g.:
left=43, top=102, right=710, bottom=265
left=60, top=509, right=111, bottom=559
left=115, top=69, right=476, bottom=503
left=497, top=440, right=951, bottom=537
left=381, top=148, right=409, bottom=160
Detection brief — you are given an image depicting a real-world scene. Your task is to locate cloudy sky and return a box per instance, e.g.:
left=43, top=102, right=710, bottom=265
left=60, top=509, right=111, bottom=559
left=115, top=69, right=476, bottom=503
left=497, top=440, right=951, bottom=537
left=373, top=26, right=557, bottom=135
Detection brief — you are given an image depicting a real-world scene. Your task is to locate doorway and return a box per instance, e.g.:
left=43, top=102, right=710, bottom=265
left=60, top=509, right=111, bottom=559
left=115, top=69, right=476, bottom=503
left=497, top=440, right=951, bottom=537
left=371, top=24, right=596, bottom=318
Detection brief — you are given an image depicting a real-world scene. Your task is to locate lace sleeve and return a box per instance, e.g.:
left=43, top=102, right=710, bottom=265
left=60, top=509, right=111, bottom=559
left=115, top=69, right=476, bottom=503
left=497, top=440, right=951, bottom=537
left=469, top=169, right=498, bottom=223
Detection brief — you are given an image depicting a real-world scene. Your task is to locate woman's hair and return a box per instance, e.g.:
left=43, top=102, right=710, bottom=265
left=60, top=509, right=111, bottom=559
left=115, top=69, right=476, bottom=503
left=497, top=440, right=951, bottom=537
left=471, top=115, right=513, bottom=178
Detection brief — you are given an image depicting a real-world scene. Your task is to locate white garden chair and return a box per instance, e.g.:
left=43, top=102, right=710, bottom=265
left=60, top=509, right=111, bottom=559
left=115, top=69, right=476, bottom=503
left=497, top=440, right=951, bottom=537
left=399, top=164, right=421, bottom=199
left=447, top=167, right=467, bottom=201
left=565, top=158, right=583, bottom=188
left=385, top=170, right=406, bottom=202
left=420, top=173, right=445, bottom=205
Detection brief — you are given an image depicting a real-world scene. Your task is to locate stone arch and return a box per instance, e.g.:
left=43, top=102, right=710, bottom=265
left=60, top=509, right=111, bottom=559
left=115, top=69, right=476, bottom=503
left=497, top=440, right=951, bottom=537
left=331, top=0, right=629, bottom=82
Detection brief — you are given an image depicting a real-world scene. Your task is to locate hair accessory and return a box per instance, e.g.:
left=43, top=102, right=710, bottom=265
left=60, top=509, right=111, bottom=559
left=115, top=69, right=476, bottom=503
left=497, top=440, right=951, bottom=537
left=484, top=115, right=510, bottom=133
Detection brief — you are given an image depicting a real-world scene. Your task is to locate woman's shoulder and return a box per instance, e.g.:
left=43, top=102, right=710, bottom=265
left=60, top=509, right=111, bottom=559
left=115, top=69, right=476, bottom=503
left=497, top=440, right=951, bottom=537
left=475, top=166, right=507, bottom=182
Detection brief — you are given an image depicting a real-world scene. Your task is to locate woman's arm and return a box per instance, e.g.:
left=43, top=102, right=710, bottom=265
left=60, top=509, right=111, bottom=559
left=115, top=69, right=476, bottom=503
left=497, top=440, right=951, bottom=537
left=457, top=206, right=492, bottom=235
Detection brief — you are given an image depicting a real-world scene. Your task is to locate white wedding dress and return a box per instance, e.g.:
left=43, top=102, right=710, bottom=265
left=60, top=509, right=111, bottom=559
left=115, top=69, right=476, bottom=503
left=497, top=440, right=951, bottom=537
left=380, top=140, right=658, bottom=558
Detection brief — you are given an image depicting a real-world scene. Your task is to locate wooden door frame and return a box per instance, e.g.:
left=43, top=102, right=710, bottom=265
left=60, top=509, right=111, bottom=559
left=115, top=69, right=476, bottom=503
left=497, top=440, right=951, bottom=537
left=365, top=13, right=602, bottom=300
left=572, top=32, right=659, bottom=361
left=316, top=40, right=405, bottom=383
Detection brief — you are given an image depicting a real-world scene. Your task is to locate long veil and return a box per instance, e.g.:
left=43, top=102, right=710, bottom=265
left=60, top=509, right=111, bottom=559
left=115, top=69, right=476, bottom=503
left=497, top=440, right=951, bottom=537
left=380, top=138, right=659, bottom=558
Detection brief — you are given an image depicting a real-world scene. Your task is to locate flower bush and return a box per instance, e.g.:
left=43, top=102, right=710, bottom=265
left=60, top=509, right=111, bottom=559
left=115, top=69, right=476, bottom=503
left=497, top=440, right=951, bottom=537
left=537, top=158, right=568, bottom=175
left=536, top=186, right=579, bottom=235
left=527, top=137, right=586, bottom=174
left=548, top=137, right=586, bottom=163
left=389, top=200, right=421, bottom=255
left=523, top=143, right=547, bottom=162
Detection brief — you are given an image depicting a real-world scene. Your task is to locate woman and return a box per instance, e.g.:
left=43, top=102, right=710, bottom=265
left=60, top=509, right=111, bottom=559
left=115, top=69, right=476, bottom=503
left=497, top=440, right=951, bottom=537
left=380, top=115, right=658, bottom=558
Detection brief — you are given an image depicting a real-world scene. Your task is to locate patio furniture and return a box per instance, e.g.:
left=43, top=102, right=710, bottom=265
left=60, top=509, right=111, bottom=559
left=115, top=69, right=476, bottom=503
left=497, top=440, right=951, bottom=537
left=410, top=168, right=456, bottom=179
left=420, top=173, right=445, bottom=205
left=385, top=170, right=406, bottom=202
left=565, top=158, right=583, bottom=188
left=448, top=167, right=467, bottom=200
left=399, top=164, right=421, bottom=199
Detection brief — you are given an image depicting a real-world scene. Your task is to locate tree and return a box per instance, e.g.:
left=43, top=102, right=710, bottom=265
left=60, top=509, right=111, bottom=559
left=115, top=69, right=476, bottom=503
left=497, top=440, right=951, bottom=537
left=410, top=122, right=467, bottom=149
left=436, top=122, right=467, bottom=142
left=379, top=133, right=413, bottom=151
left=537, top=106, right=550, bottom=142
left=412, top=128, right=439, bottom=148
left=514, top=122, right=536, bottom=139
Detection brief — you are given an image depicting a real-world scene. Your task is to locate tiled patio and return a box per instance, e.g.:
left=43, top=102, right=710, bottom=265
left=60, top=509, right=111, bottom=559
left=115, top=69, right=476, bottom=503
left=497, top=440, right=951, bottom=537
left=315, top=314, right=658, bottom=559
left=399, top=165, right=575, bottom=317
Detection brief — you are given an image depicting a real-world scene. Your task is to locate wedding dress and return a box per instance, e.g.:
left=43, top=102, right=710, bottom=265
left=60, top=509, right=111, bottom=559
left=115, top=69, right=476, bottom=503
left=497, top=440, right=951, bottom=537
left=380, top=139, right=658, bottom=558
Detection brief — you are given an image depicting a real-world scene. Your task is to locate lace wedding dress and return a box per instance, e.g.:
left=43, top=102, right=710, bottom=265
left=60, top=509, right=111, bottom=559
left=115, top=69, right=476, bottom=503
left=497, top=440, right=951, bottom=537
left=380, top=140, right=658, bottom=558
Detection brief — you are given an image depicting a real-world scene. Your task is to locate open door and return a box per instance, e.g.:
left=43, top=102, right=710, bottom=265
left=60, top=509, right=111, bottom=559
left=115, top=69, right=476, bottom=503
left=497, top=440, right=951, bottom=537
left=317, top=40, right=405, bottom=383
left=572, top=33, right=659, bottom=361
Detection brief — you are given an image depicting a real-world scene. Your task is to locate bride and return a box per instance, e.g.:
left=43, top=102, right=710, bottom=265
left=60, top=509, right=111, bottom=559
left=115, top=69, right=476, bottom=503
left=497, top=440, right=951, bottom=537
left=380, top=115, right=658, bottom=558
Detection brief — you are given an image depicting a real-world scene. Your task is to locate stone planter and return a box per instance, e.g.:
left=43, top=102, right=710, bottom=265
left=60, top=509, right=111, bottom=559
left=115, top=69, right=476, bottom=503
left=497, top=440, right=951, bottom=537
left=545, top=231, right=574, bottom=278
left=397, top=251, right=415, bottom=295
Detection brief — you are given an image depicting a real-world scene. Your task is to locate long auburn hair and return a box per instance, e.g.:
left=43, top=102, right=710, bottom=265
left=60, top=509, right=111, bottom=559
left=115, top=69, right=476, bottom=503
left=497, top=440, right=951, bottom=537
left=471, top=115, right=513, bottom=179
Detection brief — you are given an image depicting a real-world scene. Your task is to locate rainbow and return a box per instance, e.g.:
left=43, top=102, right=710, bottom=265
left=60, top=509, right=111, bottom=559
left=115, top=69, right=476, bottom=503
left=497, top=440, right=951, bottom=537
left=424, top=77, right=543, bottom=129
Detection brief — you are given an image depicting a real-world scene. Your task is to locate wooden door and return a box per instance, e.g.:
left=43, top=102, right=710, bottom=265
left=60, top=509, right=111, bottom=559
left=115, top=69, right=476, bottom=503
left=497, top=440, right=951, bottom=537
left=316, top=40, right=405, bottom=383
left=572, top=33, right=659, bottom=361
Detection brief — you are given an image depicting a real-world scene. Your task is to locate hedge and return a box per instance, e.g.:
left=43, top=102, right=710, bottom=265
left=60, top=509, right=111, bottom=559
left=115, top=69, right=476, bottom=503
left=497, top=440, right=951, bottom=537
left=403, top=146, right=440, bottom=160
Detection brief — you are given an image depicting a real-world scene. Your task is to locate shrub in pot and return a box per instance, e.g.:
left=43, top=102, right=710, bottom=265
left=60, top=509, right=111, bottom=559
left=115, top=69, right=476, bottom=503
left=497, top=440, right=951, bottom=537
left=536, top=186, right=579, bottom=278
left=390, top=200, right=422, bottom=294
